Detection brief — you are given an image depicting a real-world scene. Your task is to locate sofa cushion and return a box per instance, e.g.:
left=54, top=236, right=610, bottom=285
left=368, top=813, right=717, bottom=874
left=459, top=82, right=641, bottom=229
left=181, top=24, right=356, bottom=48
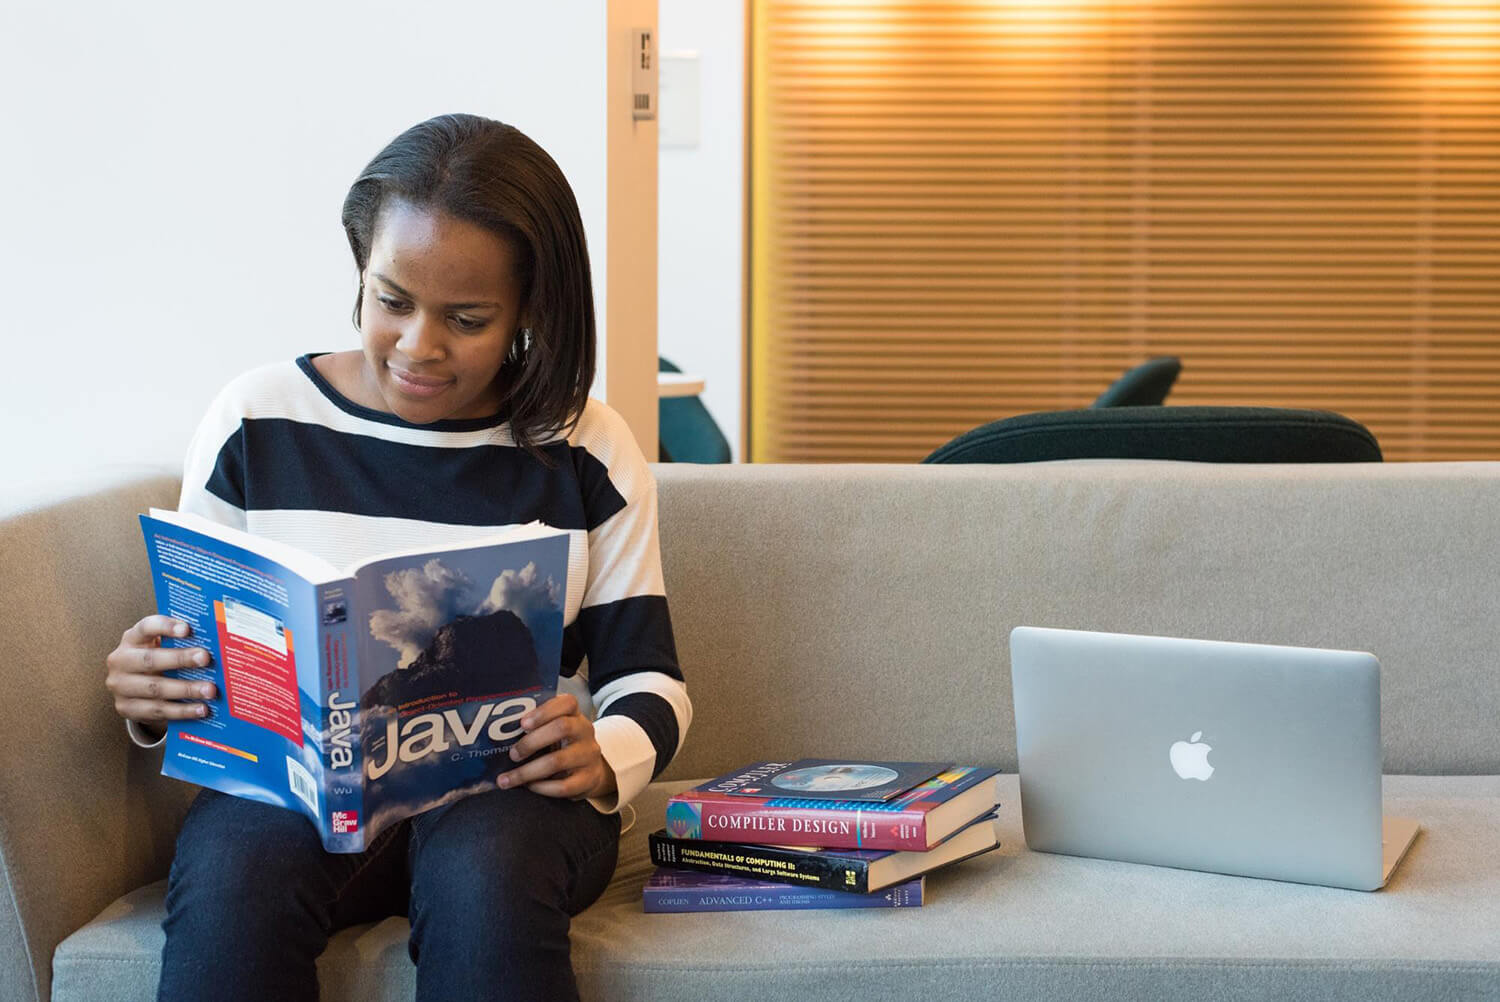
left=52, top=775, right=1500, bottom=1001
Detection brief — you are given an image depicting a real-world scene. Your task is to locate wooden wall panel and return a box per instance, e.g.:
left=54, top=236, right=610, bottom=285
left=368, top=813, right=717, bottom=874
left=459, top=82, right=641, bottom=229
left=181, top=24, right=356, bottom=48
left=749, top=1, right=1500, bottom=462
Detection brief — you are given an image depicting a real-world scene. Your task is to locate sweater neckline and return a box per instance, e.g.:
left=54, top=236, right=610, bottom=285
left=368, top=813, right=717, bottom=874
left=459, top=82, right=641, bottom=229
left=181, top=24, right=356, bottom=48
left=296, top=353, right=514, bottom=433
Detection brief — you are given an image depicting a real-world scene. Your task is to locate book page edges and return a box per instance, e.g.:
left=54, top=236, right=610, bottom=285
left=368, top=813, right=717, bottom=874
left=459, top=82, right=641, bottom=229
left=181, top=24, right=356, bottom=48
left=148, top=507, right=344, bottom=584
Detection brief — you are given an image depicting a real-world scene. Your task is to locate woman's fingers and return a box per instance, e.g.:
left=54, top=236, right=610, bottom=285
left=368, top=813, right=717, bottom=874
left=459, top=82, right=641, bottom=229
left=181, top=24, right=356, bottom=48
left=108, top=672, right=216, bottom=702
left=113, top=697, right=211, bottom=722
left=107, top=615, right=215, bottom=725
left=107, top=641, right=211, bottom=676
left=501, top=736, right=601, bottom=792
left=519, top=692, right=579, bottom=732
left=506, top=732, right=597, bottom=781
left=507, top=712, right=586, bottom=763
left=121, top=616, right=191, bottom=647
left=494, top=694, right=609, bottom=799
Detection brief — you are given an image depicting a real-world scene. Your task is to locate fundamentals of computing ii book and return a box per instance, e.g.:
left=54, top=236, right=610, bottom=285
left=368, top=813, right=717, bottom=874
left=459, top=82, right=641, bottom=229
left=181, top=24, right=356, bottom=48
left=139, top=508, right=570, bottom=853
left=649, top=812, right=1000, bottom=893
left=665, top=761, right=1001, bottom=851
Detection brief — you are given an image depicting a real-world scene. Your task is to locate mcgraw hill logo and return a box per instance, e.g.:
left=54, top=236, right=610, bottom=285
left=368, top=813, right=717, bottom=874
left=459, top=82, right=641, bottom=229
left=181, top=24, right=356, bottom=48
left=331, top=811, right=359, bottom=834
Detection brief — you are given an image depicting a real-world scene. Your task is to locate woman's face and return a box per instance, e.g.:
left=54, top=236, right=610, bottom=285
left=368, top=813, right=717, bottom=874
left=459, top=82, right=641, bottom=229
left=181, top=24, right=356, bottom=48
left=357, top=199, right=525, bottom=423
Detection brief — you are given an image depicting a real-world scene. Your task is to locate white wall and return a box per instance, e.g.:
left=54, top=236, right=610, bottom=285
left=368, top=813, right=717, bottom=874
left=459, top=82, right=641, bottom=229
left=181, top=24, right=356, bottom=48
left=658, top=0, right=745, bottom=459
left=0, top=1, right=661, bottom=508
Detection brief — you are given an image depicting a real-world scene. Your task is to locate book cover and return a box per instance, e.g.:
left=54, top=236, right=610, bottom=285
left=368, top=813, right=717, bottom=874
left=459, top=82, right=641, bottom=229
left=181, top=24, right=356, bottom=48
left=714, top=759, right=952, bottom=802
left=139, top=508, right=569, bottom=852
left=648, top=812, right=1000, bottom=893
left=642, top=868, right=925, bottom=913
left=665, top=763, right=1001, bottom=851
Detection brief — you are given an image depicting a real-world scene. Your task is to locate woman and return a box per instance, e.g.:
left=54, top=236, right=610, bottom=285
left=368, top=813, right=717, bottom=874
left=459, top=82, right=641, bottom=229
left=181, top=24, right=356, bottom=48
left=104, top=113, right=690, bottom=1002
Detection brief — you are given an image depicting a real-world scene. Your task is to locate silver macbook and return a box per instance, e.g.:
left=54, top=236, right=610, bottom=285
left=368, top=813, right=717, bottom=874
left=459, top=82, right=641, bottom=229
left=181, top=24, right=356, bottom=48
left=1010, top=626, right=1420, bottom=891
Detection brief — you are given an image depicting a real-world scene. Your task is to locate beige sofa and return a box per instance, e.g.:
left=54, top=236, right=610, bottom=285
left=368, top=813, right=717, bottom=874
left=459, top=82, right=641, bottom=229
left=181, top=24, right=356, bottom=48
left=4, top=462, right=1498, bottom=1001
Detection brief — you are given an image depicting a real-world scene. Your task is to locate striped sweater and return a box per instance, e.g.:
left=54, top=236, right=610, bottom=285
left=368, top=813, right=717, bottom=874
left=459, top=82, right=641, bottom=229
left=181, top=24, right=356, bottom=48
left=130, top=353, right=690, bottom=814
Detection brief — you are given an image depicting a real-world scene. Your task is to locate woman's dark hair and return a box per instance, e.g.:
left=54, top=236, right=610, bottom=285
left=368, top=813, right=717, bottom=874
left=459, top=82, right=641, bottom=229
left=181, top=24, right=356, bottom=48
left=341, top=114, right=595, bottom=458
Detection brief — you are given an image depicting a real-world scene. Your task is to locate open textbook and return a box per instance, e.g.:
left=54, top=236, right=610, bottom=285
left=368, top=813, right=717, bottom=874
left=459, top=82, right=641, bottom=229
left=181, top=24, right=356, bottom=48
left=138, top=508, right=571, bottom=852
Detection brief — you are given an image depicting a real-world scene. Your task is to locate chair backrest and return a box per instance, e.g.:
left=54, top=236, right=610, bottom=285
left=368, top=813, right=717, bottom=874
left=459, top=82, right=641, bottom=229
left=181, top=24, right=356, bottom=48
left=922, top=407, right=1382, bottom=464
left=659, top=357, right=731, bottom=463
left=1091, top=356, right=1183, bottom=407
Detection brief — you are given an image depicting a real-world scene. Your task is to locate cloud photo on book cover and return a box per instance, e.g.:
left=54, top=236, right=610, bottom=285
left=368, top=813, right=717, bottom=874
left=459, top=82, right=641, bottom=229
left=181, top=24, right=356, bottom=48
left=368, top=557, right=562, bottom=670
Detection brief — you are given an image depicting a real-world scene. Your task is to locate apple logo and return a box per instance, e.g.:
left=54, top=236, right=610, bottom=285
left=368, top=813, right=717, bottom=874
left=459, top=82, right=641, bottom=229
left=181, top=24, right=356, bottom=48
left=1169, top=731, right=1214, bottom=781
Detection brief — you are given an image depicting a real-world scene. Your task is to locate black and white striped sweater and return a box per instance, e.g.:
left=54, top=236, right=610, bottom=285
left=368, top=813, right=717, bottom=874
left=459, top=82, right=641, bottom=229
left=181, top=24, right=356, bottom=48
left=129, top=353, right=690, bottom=815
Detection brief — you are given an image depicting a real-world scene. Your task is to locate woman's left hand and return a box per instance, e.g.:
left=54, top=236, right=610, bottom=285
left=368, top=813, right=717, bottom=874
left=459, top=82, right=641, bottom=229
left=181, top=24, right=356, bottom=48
left=499, top=692, right=617, bottom=801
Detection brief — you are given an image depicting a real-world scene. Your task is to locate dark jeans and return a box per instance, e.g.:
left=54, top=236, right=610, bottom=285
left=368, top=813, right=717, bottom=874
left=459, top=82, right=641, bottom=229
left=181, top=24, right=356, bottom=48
left=157, top=786, right=621, bottom=1002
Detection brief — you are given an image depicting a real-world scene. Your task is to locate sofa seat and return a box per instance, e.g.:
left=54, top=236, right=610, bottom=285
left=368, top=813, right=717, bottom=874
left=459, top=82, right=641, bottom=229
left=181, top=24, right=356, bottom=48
left=52, top=774, right=1500, bottom=1002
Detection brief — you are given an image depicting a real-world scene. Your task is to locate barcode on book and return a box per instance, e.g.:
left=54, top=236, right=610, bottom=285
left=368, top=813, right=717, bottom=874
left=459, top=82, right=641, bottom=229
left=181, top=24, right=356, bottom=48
left=286, top=755, right=317, bottom=812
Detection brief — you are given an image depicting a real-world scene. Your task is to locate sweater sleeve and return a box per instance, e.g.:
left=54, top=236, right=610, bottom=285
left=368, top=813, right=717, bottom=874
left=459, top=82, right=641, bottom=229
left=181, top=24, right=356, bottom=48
left=567, top=408, right=692, bottom=814
left=175, top=381, right=251, bottom=531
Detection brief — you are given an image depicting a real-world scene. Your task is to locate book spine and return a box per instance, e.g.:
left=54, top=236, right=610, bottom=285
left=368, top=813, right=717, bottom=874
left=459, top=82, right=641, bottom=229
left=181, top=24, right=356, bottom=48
left=668, top=798, right=930, bottom=851
left=316, top=580, right=364, bottom=852
left=643, top=877, right=923, bottom=913
left=650, top=833, right=873, bottom=893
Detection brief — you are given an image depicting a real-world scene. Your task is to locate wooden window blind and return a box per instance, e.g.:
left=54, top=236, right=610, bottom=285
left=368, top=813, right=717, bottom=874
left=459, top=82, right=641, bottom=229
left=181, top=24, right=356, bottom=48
left=749, top=0, right=1500, bottom=462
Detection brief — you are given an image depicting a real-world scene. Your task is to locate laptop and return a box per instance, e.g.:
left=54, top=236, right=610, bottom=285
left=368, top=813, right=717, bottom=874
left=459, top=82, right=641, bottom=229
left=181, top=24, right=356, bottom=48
left=1009, top=626, right=1420, bottom=891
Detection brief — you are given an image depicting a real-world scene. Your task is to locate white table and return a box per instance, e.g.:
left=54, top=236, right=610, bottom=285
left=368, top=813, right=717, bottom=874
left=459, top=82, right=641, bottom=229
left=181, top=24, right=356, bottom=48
left=657, top=372, right=706, bottom=398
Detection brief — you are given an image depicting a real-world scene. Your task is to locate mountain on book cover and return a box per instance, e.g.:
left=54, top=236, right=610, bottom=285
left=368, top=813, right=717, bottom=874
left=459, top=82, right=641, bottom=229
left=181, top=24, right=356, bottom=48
left=360, top=609, right=542, bottom=712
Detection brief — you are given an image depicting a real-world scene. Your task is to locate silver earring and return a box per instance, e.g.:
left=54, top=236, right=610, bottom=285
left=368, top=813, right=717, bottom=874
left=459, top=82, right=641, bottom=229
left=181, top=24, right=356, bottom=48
left=510, top=328, right=532, bottom=362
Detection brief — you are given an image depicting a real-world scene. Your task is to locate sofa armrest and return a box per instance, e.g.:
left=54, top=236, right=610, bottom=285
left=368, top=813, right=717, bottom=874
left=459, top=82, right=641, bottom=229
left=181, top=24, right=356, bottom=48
left=0, top=472, right=196, bottom=1002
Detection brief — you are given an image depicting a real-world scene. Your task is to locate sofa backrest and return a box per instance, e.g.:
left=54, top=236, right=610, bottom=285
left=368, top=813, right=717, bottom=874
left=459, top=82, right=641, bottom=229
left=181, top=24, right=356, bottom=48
left=653, top=461, right=1500, bottom=779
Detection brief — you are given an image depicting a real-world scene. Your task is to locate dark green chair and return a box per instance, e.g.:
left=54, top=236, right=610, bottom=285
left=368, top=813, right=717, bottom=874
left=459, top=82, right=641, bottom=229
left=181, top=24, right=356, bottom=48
left=1092, top=356, right=1182, bottom=407
left=922, top=407, right=1382, bottom=464
left=658, top=357, right=731, bottom=464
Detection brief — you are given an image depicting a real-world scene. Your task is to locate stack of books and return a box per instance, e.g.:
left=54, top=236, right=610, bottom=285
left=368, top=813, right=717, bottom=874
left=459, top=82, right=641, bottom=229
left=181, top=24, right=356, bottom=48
left=643, top=759, right=1002, bottom=913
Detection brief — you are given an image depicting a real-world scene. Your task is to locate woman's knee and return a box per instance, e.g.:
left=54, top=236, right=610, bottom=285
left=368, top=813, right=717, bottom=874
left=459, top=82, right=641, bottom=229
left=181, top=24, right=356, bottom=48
left=412, top=790, right=569, bottom=913
left=408, top=789, right=617, bottom=938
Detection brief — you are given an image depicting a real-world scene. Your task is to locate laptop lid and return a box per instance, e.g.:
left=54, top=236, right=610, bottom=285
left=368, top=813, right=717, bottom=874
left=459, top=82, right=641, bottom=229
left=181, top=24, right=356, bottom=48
left=1010, top=626, right=1402, bottom=891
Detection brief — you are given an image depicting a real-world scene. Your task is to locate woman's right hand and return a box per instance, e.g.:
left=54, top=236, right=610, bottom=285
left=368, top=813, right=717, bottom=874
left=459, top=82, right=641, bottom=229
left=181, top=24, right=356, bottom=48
left=106, top=615, right=217, bottom=729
